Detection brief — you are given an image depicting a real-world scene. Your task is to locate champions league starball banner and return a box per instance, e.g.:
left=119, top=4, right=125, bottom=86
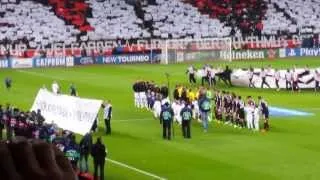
left=31, top=89, right=103, bottom=135
left=0, top=58, right=11, bottom=68
left=231, top=68, right=320, bottom=89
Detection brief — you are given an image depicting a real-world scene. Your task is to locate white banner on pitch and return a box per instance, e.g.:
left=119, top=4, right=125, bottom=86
left=231, top=68, right=320, bottom=89
left=31, top=89, right=102, bottom=135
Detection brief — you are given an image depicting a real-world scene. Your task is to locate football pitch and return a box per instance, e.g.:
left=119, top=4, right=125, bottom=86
left=1, top=57, right=320, bottom=180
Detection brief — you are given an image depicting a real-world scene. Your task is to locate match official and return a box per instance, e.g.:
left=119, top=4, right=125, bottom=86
left=180, top=102, right=192, bottom=138
left=160, top=102, right=174, bottom=140
left=258, top=96, right=270, bottom=131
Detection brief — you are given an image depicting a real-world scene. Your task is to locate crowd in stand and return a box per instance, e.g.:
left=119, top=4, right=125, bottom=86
left=186, top=0, right=267, bottom=36
left=0, top=104, right=107, bottom=180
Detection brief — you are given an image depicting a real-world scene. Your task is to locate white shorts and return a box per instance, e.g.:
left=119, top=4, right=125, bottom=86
left=161, top=97, right=170, bottom=105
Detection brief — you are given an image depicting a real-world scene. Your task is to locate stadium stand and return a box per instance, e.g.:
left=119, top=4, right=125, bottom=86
left=85, top=0, right=149, bottom=41
left=0, top=0, right=319, bottom=48
left=0, top=0, right=80, bottom=47
left=142, top=0, right=231, bottom=39
left=185, top=0, right=267, bottom=36
left=271, top=0, right=320, bottom=34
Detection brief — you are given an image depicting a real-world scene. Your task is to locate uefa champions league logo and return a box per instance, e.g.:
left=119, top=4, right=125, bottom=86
left=288, top=49, right=296, bottom=57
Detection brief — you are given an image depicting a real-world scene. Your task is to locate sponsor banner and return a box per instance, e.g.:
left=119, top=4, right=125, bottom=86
left=95, top=54, right=158, bottom=64
left=231, top=67, right=320, bottom=89
left=12, top=58, right=33, bottom=69
left=0, top=59, right=11, bottom=68
left=74, top=56, right=95, bottom=65
left=285, top=48, right=320, bottom=57
left=285, top=48, right=300, bottom=57
left=32, top=56, right=74, bottom=67
left=279, top=48, right=286, bottom=58
left=220, top=49, right=267, bottom=60
left=31, top=89, right=103, bottom=135
left=182, top=50, right=220, bottom=62
left=225, top=49, right=279, bottom=60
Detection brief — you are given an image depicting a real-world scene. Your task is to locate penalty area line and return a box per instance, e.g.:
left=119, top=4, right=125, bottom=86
left=106, top=158, right=167, bottom=180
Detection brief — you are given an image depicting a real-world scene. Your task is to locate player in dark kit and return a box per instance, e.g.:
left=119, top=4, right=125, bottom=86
left=160, top=103, right=174, bottom=140
left=4, top=77, right=12, bottom=90
left=258, top=96, right=270, bottom=131
left=180, top=102, right=192, bottom=138
left=160, top=85, right=169, bottom=99
left=237, top=96, right=245, bottom=127
left=70, top=83, right=77, bottom=96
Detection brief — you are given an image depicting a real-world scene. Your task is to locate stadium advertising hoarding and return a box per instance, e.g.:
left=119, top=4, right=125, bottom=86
left=281, top=48, right=320, bottom=58
left=11, top=58, right=33, bottom=69
left=32, top=56, right=74, bottom=67
left=31, top=89, right=103, bottom=135
left=95, top=53, right=160, bottom=64
left=220, top=49, right=279, bottom=60
left=73, top=56, right=96, bottom=65
left=0, top=59, right=11, bottom=68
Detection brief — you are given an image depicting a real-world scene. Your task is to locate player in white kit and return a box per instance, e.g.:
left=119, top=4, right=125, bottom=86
left=245, top=104, right=254, bottom=129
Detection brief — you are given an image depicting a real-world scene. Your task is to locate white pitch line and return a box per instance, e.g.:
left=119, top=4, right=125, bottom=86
left=17, top=70, right=67, bottom=81
left=114, top=118, right=153, bottom=123
left=106, top=158, right=167, bottom=180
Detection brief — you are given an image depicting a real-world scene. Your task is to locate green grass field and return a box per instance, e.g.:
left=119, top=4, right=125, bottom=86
left=1, top=57, right=320, bottom=180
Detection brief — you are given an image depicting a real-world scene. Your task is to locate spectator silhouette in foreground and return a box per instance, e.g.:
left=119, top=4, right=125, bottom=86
left=79, top=131, right=93, bottom=173
left=0, top=137, right=76, bottom=180
left=91, top=137, right=107, bottom=180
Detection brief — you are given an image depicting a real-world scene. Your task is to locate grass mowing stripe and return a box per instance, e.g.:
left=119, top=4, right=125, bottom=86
left=17, top=70, right=67, bottom=80
left=106, top=158, right=167, bottom=180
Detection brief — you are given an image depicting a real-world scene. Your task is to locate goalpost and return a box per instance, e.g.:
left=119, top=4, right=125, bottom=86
left=160, top=38, right=232, bottom=64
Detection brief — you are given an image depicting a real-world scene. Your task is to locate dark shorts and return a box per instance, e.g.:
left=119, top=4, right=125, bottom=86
left=263, top=111, right=269, bottom=119
left=239, top=109, right=245, bottom=119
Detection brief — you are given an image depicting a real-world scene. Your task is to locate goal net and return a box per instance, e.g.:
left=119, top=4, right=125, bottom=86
left=161, top=38, right=232, bottom=64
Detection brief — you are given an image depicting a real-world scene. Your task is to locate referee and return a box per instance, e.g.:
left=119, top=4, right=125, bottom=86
left=103, top=101, right=112, bottom=135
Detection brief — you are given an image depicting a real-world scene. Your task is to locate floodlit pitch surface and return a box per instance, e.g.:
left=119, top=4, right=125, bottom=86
left=1, top=57, right=320, bottom=180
